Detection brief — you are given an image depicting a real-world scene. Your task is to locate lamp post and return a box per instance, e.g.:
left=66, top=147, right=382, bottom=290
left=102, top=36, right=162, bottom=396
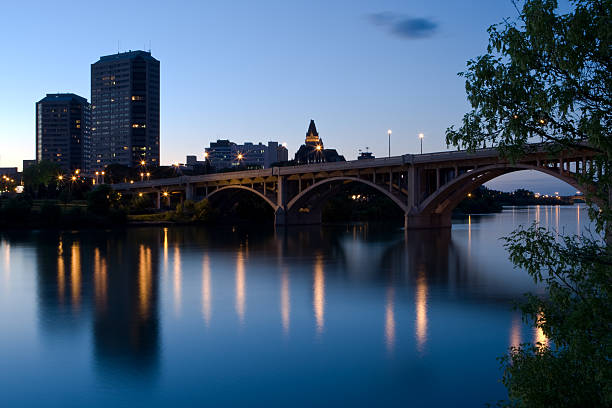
left=419, top=133, right=424, bottom=154
left=388, top=129, right=392, bottom=157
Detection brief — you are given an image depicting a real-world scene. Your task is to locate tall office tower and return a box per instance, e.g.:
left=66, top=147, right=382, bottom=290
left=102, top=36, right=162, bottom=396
left=90, top=50, right=160, bottom=170
left=36, top=93, right=91, bottom=171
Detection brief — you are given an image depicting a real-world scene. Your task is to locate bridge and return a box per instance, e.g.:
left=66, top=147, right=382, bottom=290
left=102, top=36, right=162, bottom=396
left=112, top=144, right=598, bottom=228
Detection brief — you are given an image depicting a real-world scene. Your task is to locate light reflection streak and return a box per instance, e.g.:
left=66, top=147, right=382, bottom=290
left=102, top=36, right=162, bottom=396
left=235, top=249, right=245, bottom=325
left=281, top=268, right=290, bottom=336
left=70, top=242, right=81, bottom=311
left=555, top=205, right=560, bottom=236
left=139, top=245, right=153, bottom=319
left=510, top=313, right=521, bottom=349
left=163, top=227, right=169, bottom=278
left=313, top=254, right=325, bottom=335
left=173, top=245, right=182, bottom=316
left=202, top=254, right=211, bottom=327
left=385, top=286, right=395, bottom=352
left=94, top=248, right=107, bottom=313
left=3, top=242, right=9, bottom=282
left=534, top=312, right=549, bottom=347
left=415, top=267, right=428, bottom=354
left=577, top=205, right=581, bottom=236
left=57, top=239, right=65, bottom=303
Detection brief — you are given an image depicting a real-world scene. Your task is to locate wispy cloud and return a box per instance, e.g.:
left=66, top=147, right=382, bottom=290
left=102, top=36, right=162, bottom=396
left=368, top=12, right=438, bottom=40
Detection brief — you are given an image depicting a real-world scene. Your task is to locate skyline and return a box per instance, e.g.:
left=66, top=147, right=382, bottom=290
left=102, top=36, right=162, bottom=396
left=0, top=0, right=576, bottom=193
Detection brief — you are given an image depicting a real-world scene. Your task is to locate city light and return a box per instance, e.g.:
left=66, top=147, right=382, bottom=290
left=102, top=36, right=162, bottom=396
left=71, top=176, right=76, bottom=181
left=141, top=160, right=146, bottom=166
left=163, top=192, right=169, bottom=197
left=58, top=175, right=63, bottom=181
left=237, top=153, right=244, bottom=160
left=315, top=145, right=322, bottom=151
left=204, top=152, right=209, bottom=158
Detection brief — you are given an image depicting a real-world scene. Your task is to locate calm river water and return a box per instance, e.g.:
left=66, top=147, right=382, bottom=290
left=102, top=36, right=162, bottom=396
left=0, top=205, right=589, bottom=407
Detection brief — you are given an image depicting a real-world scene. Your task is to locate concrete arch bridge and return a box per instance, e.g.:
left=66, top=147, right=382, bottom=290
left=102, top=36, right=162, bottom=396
left=112, top=144, right=599, bottom=228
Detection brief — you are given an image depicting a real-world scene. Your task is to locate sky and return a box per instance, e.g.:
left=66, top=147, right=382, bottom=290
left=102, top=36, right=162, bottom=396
left=0, top=0, right=578, bottom=194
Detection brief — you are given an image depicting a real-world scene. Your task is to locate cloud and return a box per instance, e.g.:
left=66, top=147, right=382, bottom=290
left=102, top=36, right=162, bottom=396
left=368, top=12, right=438, bottom=40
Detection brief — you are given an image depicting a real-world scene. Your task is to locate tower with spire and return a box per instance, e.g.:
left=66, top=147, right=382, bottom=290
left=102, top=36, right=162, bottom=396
left=305, top=119, right=323, bottom=147
left=294, top=119, right=345, bottom=164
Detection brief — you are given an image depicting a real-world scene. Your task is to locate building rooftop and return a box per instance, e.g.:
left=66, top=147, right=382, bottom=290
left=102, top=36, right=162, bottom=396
left=38, top=93, right=88, bottom=104
left=96, top=50, right=158, bottom=63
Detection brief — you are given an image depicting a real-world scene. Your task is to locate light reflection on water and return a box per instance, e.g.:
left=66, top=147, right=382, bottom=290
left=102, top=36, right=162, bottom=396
left=0, top=205, right=589, bottom=407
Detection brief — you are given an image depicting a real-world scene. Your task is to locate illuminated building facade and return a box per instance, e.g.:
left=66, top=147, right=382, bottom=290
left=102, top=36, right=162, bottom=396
left=90, top=50, right=160, bottom=170
left=36, top=93, right=90, bottom=171
left=294, top=120, right=345, bottom=164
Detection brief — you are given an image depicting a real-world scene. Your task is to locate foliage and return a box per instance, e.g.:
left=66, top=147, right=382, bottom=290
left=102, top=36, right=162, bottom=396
left=22, top=160, right=61, bottom=197
left=445, top=1, right=611, bottom=406
left=87, top=184, right=123, bottom=216
left=0, top=196, right=32, bottom=226
left=170, top=199, right=216, bottom=223
left=39, top=201, right=62, bottom=227
left=501, top=227, right=612, bottom=407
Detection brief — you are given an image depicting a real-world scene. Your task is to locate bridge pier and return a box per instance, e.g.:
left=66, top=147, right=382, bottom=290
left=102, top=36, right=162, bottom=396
left=404, top=213, right=452, bottom=230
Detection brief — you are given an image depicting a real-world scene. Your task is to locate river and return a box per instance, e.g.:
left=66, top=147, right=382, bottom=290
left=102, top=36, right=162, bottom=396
left=0, top=205, right=589, bottom=407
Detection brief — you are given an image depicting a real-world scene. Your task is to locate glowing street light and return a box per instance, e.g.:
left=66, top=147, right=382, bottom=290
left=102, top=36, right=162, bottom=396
left=315, top=145, right=322, bottom=151
left=140, top=160, right=146, bottom=166
left=237, top=153, right=244, bottom=161
left=204, top=151, right=209, bottom=159
left=419, top=133, right=424, bottom=154
left=58, top=175, right=64, bottom=181
left=388, top=129, right=392, bottom=157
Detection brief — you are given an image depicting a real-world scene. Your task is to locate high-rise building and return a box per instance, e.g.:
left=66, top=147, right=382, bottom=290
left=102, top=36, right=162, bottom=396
left=36, top=93, right=90, bottom=171
left=90, top=50, right=160, bottom=171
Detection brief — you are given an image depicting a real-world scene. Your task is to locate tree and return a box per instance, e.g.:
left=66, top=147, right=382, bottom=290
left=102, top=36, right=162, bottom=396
left=445, top=1, right=611, bottom=406
left=22, top=160, right=61, bottom=197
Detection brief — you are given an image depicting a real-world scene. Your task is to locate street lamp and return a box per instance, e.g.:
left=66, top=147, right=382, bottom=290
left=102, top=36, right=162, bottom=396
left=388, top=129, right=392, bottom=157
left=419, top=133, right=424, bottom=154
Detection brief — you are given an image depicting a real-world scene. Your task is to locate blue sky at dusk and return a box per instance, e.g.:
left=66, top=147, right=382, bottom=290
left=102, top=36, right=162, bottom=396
left=0, top=0, right=577, bottom=194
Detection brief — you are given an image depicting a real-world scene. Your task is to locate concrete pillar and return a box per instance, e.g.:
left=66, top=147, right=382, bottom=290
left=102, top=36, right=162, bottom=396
left=454, top=165, right=458, bottom=178
left=389, top=170, right=392, bottom=192
left=298, top=177, right=302, bottom=193
left=373, top=169, right=376, bottom=184
left=274, top=207, right=286, bottom=226
left=582, top=157, right=587, bottom=175
left=406, top=167, right=415, bottom=210
left=436, top=168, right=440, bottom=190
left=277, top=175, right=286, bottom=208
left=185, top=183, right=194, bottom=201
left=559, top=157, right=564, bottom=174
left=155, top=191, right=161, bottom=209
left=404, top=212, right=452, bottom=229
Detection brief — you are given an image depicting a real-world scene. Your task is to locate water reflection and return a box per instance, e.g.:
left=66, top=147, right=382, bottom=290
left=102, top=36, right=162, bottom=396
left=385, top=286, right=395, bottom=352
left=313, top=254, right=325, bottom=335
left=415, top=266, right=428, bottom=354
left=534, top=312, right=548, bottom=347
left=94, top=248, right=107, bottom=313
left=173, top=245, right=182, bottom=316
left=0, top=209, right=588, bottom=406
left=236, top=248, right=246, bottom=325
left=202, top=254, right=211, bottom=327
left=57, top=239, right=65, bottom=304
left=281, top=268, right=290, bottom=336
left=510, top=313, right=522, bottom=349
left=139, top=245, right=153, bottom=320
left=70, top=242, right=81, bottom=312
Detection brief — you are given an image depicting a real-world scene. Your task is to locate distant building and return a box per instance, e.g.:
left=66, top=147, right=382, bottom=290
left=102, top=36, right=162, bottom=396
left=205, top=140, right=288, bottom=170
left=22, top=160, right=37, bottom=171
left=90, top=50, right=160, bottom=170
left=36, top=93, right=90, bottom=171
left=264, top=142, right=289, bottom=167
left=358, top=151, right=375, bottom=160
left=0, top=167, right=18, bottom=176
left=294, top=120, right=345, bottom=165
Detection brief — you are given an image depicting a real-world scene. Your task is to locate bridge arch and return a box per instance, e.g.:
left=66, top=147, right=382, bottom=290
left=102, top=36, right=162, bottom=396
left=205, top=185, right=279, bottom=211
left=418, top=163, right=586, bottom=217
left=285, top=177, right=408, bottom=224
